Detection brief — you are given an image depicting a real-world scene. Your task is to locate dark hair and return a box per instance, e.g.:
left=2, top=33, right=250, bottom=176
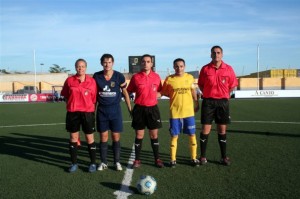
left=141, top=54, right=153, bottom=62
left=75, top=58, right=87, bottom=67
left=100, top=53, right=114, bottom=64
left=173, top=58, right=185, bottom=66
left=211, top=45, right=223, bottom=53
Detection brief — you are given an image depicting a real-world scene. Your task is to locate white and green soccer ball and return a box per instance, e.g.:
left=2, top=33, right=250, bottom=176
left=136, top=175, right=157, bottom=195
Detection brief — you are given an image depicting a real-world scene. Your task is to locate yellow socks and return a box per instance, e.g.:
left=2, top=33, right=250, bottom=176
left=170, top=136, right=178, bottom=161
left=189, top=135, right=197, bottom=160
left=171, top=135, right=197, bottom=161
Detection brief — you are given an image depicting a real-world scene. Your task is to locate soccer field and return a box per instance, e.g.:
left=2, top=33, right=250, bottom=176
left=1, top=99, right=300, bottom=199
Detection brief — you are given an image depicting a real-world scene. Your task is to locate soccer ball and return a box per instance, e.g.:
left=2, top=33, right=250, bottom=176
left=136, top=175, right=157, bottom=195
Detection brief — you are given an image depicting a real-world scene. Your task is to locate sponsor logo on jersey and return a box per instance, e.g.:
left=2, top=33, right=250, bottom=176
left=103, top=85, right=111, bottom=92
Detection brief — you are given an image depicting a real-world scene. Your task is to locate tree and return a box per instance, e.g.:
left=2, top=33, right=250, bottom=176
left=0, top=69, right=11, bottom=74
left=15, top=71, right=30, bottom=74
left=49, top=64, right=70, bottom=73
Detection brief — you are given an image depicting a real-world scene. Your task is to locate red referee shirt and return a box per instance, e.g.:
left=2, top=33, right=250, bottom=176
left=127, top=70, right=162, bottom=106
left=61, top=74, right=97, bottom=112
left=198, top=61, right=238, bottom=99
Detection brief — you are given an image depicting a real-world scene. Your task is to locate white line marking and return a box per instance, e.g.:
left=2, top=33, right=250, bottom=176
left=232, top=121, right=300, bottom=124
left=113, top=144, right=135, bottom=199
left=1, top=120, right=299, bottom=128
left=0, top=123, right=65, bottom=128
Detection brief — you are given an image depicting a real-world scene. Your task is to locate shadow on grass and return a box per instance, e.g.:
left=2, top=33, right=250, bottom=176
left=197, top=126, right=300, bottom=138
left=227, top=129, right=300, bottom=138
left=0, top=133, right=71, bottom=170
left=0, top=132, right=195, bottom=172
left=118, top=143, right=199, bottom=168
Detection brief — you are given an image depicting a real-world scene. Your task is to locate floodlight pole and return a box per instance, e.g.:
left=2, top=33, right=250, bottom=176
left=33, top=49, right=37, bottom=93
left=257, top=44, right=260, bottom=90
left=40, top=63, right=44, bottom=73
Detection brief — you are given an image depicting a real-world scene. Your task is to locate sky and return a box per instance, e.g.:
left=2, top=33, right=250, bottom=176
left=1, top=0, right=300, bottom=77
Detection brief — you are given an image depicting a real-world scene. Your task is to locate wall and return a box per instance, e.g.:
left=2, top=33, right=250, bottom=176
left=283, top=77, right=300, bottom=89
left=0, top=73, right=68, bottom=82
left=0, top=73, right=68, bottom=93
left=238, top=78, right=258, bottom=90
left=0, top=82, right=13, bottom=93
left=261, top=78, right=282, bottom=90
left=1, top=74, right=300, bottom=93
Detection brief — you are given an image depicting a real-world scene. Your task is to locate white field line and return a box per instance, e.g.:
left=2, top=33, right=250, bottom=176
left=113, top=144, right=135, bottom=199
left=0, top=123, right=65, bottom=128
left=1, top=120, right=299, bottom=199
left=1, top=120, right=300, bottom=128
left=232, top=121, right=300, bottom=124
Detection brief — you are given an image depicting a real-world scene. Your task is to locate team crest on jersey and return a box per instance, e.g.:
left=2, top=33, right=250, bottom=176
left=222, top=79, right=226, bottom=84
left=110, top=81, right=115, bottom=88
left=84, top=90, right=89, bottom=95
left=152, top=84, right=157, bottom=91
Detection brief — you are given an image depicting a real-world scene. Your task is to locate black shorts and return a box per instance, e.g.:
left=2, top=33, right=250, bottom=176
left=131, top=105, right=162, bottom=130
left=201, top=98, right=230, bottom=125
left=66, top=112, right=95, bottom=134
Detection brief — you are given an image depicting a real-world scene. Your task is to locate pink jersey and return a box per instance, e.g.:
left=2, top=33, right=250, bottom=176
left=61, top=74, right=97, bottom=112
left=127, top=70, right=162, bottom=106
left=198, top=61, right=238, bottom=99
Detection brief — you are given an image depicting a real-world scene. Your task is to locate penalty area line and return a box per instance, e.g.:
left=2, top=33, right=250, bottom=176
left=113, top=144, right=135, bottom=199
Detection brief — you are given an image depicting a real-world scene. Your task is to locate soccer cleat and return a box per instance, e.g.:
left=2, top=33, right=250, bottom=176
left=88, top=164, right=97, bottom=173
left=169, top=160, right=176, bottom=168
left=155, top=159, right=164, bottom=168
left=97, top=163, right=108, bottom=171
left=191, top=159, right=200, bottom=167
left=69, top=164, right=78, bottom=173
left=220, top=157, right=231, bottom=166
left=115, top=162, right=123, bottom=171
left=198, top=157, right=208, bottom=165
left=132, top=160, right=141, bottom=168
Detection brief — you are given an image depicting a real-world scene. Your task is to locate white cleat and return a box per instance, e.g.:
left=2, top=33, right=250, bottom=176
left=115, top=162, right=123, bottom=171
left=97, top=163, right=108, bottom=171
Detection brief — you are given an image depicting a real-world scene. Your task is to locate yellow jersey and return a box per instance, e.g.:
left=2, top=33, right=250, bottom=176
left=161, top=73, right=195, bottom=118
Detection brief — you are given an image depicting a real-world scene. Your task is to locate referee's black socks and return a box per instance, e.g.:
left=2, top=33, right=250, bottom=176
left=151, top=138, right=160, bottom=160
left=134, top=138, right=143, bottom=160
left=218, top=134, right=227, bottom=158
left=200, top=133, right=209, bottom=158
left=69, top=142, right=78, bottom=164
left=88, top=142, right=96, bottom=164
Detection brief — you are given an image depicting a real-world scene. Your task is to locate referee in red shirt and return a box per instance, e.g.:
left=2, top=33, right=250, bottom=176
left=197, top=46, right=238, bottom=166
left=127, top=54, right=164, bottom=168
left=61, top=58, right=97, bottom=173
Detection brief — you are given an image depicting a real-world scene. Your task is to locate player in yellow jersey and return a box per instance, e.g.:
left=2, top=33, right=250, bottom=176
left=161, top=58, right=200, bottom=168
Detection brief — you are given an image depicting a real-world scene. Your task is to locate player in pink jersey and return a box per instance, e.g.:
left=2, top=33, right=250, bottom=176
left=198, top=46, right=238, bottom=166
left=127, top=54, right=164, bottom=168
left=61, top=58, right=97, bottom=173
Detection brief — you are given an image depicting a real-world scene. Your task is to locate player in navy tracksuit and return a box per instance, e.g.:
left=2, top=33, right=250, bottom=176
left=93, top=54, right=132, bottom=171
